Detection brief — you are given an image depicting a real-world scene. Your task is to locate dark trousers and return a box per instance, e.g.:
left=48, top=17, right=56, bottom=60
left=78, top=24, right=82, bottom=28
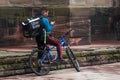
left=36, top=35, right=62, bottom=59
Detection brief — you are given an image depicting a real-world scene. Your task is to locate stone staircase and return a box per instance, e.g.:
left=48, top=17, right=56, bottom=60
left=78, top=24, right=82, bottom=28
left=0, top=47, right=120, bottom=77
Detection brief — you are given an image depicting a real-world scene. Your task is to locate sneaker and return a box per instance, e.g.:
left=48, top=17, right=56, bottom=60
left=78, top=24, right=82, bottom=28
left=53, top=59, right=67, bottom=64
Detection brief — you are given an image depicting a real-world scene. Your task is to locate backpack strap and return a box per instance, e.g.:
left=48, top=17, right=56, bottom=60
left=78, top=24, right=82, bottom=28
left=43, top=28, right=46, bottom=44
left=38, top=15, right=47, bottom=44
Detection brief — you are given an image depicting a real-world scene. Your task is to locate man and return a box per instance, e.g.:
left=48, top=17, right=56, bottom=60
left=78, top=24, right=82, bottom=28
left=35, top=7, right=66, bottom=64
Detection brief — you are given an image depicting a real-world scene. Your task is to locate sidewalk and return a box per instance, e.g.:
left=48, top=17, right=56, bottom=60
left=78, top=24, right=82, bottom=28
left=0, top=62, right=120, bottom=80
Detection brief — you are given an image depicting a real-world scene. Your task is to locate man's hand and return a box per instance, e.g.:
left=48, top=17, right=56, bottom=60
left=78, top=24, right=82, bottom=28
left=51, top=21, right=55, bottom=25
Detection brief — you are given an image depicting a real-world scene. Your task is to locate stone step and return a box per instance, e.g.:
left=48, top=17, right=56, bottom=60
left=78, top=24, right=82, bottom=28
left=0, top=48, right=120, bottom=77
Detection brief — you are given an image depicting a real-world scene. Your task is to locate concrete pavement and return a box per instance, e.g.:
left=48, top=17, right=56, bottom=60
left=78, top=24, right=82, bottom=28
left=0, top=62, right=120, bottom=80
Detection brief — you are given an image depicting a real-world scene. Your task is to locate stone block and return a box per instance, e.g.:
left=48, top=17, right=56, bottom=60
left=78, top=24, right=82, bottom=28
left=93, top=0, right=113, bottom=7
left=53, top=8, right=70, bottom=16
left=70, top=16, right=90, bottom=23
left=70, top=8, right=91, bottom=16
left=70, top=0, right=113, bottom=7
left=9, top=0, right=32, bottom=4
left=38, top=0, right=69, bottom=5
left=70, top=0, right=87, bottom=5
left=0, top=0, right=10, bottom=6
left=15, top=69, right=25, bottom=75
left=70, top=29, right=89, bottom=37
left=55, top=16, right=69, bottom=24
left=4, top=70, right=15, bottom=76
left=69, top=37, right=91, bottom=45
left=70, top=16, right=91, bottom=38
left=9, top=0, right=33, bottom=6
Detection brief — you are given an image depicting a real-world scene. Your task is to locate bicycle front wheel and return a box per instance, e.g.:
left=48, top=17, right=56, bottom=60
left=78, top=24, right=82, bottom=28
left=66, top=47, right=80, bottom=72
left=29, top=49, right=51, bottom=76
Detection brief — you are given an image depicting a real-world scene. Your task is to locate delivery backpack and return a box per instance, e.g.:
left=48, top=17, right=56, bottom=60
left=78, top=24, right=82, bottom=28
left=21, top=17, right=43, bottom=38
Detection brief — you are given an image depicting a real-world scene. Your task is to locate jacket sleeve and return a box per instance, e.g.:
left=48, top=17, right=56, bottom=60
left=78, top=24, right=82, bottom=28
left=42, top=17, right=53, bottom=32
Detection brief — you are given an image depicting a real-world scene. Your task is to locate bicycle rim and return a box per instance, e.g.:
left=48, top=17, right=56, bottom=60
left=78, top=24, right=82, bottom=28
left=66, top=47, right=80, bottom=72
left=29, top=49, right=51, bottom=76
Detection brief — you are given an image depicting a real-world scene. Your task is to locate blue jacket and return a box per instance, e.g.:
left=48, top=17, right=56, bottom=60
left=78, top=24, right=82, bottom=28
left=36, top=14, right=53, bottom=32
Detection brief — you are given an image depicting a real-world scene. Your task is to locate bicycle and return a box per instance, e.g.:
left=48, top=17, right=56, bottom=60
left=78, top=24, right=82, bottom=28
left=29, top=29, right=80, bottom=76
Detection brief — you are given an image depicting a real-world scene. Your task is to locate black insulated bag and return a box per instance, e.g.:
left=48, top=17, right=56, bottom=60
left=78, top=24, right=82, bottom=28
left=21, top=17, right=41, bottom=38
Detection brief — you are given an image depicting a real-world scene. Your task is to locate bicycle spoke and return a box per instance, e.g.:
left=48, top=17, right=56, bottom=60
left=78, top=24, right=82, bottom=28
left=29, top=49, right=51, bottom=76
left=66, top=47, right=80, bottom=72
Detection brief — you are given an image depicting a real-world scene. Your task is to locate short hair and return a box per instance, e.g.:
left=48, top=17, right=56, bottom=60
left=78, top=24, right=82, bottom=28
left=40, top=7, right=49, bottom=13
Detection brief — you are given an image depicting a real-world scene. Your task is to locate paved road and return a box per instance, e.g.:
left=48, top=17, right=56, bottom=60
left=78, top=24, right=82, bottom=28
left=0, top=63, right=120, bottom=80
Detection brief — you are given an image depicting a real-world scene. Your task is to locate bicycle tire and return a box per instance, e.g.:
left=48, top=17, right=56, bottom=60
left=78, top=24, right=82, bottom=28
left=66, top=47, right=80, bottom=72
left=29, top=49, right=51, bottom=76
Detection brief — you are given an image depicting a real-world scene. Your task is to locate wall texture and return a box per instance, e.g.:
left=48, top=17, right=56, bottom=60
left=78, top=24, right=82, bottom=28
left=0, top=0, right=119, bottom=7
left=0, top=0, right=120, bottom=46
left=0, top=0, right=69, bottom=7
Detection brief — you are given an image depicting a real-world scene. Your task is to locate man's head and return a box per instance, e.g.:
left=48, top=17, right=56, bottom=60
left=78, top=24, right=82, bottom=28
left=40, top=7, right=49, bottom=17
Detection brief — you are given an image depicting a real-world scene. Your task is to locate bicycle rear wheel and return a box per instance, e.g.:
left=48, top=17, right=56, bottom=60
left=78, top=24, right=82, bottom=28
left=66, top=47, right=80, bottom=72
left=29, top=49, right=51, bottom=76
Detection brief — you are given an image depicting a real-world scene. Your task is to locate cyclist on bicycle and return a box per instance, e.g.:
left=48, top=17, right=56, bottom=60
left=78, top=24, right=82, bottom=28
left=35, top=7, right=66, bottom=64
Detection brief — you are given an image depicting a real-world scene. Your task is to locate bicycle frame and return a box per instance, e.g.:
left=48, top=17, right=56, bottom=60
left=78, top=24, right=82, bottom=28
left=29, top=29, right=80, bottom=76
left=40, top=37, right=67, bottom=63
